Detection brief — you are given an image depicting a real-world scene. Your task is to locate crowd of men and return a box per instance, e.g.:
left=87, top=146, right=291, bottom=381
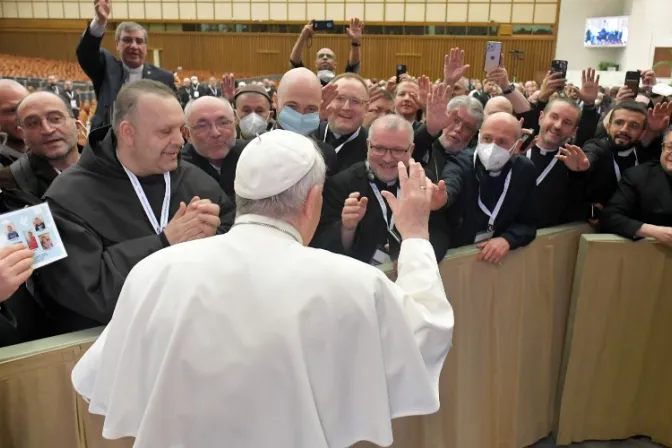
left=0, top=0, right=671, bottom=348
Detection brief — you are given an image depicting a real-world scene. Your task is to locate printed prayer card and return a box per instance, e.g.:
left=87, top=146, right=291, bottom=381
left=0, top=203, right=67, bottom=269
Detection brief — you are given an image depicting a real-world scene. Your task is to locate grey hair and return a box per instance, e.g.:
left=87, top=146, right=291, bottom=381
left=184, top=96, right=233, bottom=125
left=235, top=142, right=327, bottom=219
left=369, top=114, right=414, bottom=146
left=457, top=77, right=470, bottom=91
left=115, top=22, right=149, bottom=45
left=112, top=80, right=176, bottom=135
left=663, top=127, right=672, bottom=143
left=447, top=95, right=485, bottom=130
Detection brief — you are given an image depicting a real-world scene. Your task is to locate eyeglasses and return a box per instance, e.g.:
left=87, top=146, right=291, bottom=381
left=189, top=119, right=234, bottom=133
left=120, top=36, right=146, bottom=45
left=369, top=144, right=410, bottom=158
left=21, top=112, right=69, bottom=131
left=450, top=114, right=477, bottom=135
left=333, top=96, right=366, bottom=107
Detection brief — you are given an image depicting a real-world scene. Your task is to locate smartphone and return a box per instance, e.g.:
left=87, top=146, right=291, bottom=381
left=624, top=71, right=640, bottom=94
left=551, top=60, right=568, bottom=79
left=312, top=20, right=334, bottom=32
left=484, top=41, right=502, bottom=72
left=396, top=64, right=407, bottom=84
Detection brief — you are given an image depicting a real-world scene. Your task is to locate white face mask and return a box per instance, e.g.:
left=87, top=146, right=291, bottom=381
left=476, top=137, right=518, bottom=172
left=239, top=113, right=268, bottom=138
left=317, top=70, right=335, bottom=84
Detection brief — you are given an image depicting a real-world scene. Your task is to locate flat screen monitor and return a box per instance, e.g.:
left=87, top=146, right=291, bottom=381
left=584, top=16, right=629, bottom=47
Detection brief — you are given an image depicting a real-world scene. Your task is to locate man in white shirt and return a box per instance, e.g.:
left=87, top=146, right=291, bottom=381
left=77, top=0, right=176, bottom=130
left=72, top=129, right=454, bottom=448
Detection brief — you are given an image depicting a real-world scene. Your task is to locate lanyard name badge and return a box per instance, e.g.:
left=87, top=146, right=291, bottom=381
left=526, top=148, right=558, bottom=186
left=473, top=152, right=512, bottom=243
left=323, top=126, right=360, bottom=154
left=613, top=148, right=638, bottom=182
left=119, top=156, right=171, bottom=234
left=369, top=181, right=400, bottom=265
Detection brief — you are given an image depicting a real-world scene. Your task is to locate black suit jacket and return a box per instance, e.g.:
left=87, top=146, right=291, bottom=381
left=76, top=24, right=177, bottom=130
left=601, top=161, right=672, bottom=239
left=203, top=85, right=221, bottom=97
left=61, top=90, right=81, bottom=112
left=313, top=122, right=368, bottom=173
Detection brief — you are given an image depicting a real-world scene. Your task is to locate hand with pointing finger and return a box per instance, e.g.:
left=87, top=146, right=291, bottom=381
left=341, top=192, right=368, bottom=231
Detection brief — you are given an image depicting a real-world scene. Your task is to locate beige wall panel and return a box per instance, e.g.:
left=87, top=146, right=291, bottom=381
left=536, top=0, right=557, bottom=3
left=110, top=1, right=129, bottom=19
left=145, top=2, right=163, bottom=19
left=405, top=3, right=425, bottom=21
left=251, top=2, right=270, bottom=20
left=232, top=1, right=251, bottom=19
left=385, top=0, right=404, bottom=5
left=287, top=2, right=305, bottom=20
left=344, top=2, right=363, bottom=20
left=32, top=1, right=48, bottom=18
left=489, top=3, right=511, bottom=22
left=268, top=2, right=287, bottom=20
left=512, top=3, right=533, bottom=22
left=384, top=2, right=403, bottom=20
left=196, top=1, right=214, bottom=18
left=325, top=2, right=344, bottom=21
left=79, top=1, right=94, bottom=17
left=425, top=3, right=446, bottom=21
left=534, top=3, right=556, bottom=23
left=406, top=0, right=425, bottom=5
left=163, top=2, right=179, bottom=18
left=63, top=2, right=79, bottom=18
left=446, top=3, right=467, bottom=21
left=17, top=1, right=32, bottom=18
left=468, top=3, right=488, bottom=21
left=127, top=1, right=145, bottom=18
left=306, top=2, right=325, bottom=19
left=364, top=3, right=383, bottom=21
left=3, top=2, right=18, bottom=18
left=178, top=1, right=196, bottom=19
left=47, top=1, right=64, bottom=18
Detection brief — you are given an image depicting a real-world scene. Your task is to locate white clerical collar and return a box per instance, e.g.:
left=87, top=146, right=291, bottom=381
left=488, top=170, right=502, bottom=177
left=617, top=148, right=635, bottom=157
left=234, top=214, right=303, bottom=245
left=536, top=144, right=559, bottom=156
left=209, top=163, right=221, bottom=174
left=123, top=63, right=143, bottom=75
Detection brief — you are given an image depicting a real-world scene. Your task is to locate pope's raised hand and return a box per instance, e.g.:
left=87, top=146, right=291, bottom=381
left=341, top=192, right=368, bottom=231
left=381, top=159, right=431, bottom=241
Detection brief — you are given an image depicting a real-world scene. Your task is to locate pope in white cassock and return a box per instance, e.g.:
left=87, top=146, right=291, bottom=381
left=71, top=128, right=454, bottom=448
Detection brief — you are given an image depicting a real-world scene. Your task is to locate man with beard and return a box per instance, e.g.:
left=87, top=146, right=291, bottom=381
left=43, top=75, right=60, bottom=95
left=0, top=80, right=29, bottom=166
left=78, top=0, right=177, bottom=130
left=38, top=80, right=235, bottom=325
left=289, top=18, right=363, bottom=86
left=527, top=99, right=591, bottom=228
left=0, top=92, right=84, bottom=209
left=268, top=68, right=338, bottom=174
left=182, top=96, right=244, bottom=201
left=234, top=84, right=272, bottom=140
left=601, top=129, right=672, bottom=245
left=314, top=73, right=370, bottom=172
left=584, top=101, right=672, bottom=217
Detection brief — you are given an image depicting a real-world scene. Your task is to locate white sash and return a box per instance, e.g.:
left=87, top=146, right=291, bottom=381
left=526, top=147, right=558, bottom=186
left=369, top=181, right=401, bottom=243
left=323, top=126, right=361, bottom=154
left=119, top=157, right=171, bottom=234
left=613, top=148, right=639, bottom=182
left=474, top=151, right=512, bottom=231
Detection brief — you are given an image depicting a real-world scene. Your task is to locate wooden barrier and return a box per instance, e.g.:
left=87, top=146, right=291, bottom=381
left=0, top=224, right=593, bottom=447
left=556, top=235, right=672, bottom=447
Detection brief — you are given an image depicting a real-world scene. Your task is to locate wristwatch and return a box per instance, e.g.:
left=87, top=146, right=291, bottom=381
left=351, top=41, right=361, bottom=47
left=502, top=84, right=516, bottom=95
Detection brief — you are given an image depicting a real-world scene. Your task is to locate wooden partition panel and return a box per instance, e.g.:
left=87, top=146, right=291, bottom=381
left=556, top=235, right=672, bottom=447
left=0, top=24, right=555, bottom=81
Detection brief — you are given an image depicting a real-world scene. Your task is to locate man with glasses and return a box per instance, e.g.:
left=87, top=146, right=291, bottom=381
left=314, top=73, right=370, bottom=172
left=602, top=128, right=672, bottom=246
left=77, top=0, right=177, bottom=130
left=182, top=96, right=244, bottom=202
left=312, top=114, right=448, bottom=264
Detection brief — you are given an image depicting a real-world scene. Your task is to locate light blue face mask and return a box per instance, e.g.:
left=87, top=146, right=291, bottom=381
left=278, top=107, right=320, bottom=136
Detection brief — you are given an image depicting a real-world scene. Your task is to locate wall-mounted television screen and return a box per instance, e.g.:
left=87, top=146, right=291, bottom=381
left=584, top=16, right=629, bottom=47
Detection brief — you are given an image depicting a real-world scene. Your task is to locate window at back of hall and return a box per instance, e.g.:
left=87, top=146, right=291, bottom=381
left=513, top=25, right=553, bottom=35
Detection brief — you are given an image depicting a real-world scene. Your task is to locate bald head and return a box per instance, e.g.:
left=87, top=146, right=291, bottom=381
left=277, top=68, right=322, bottom=116
left=484, top=96, right=513, bottom=117
left=480, top=112, right=522, bottom=150
left=17, top=91, right=74, bottom=120
left=185, top=95, right=233, bottom=124
left=0, top=79, right=30, bottom=148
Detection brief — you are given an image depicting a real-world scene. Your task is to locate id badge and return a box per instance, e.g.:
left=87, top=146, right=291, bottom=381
left=371, top=249, right=392, bottom=266
left=70, top=99, right=77, bottom=109
left=474, top=230, right=494, bottom=243
left=194, top=91, right=200, bottom=98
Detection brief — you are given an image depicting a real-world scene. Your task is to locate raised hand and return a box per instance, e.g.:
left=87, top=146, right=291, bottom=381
left=487, top=64, right=511, bottom=91
left=615, top=85, right=635, bottom=103
left=221, top=73, right=235, bottom=102
left=579, top=68, right=600, bottom=105
left=368, top=85, right=384, bottom=105
left=341, top=192, right=368, bottom=230
left=320, top=83, right=339, bottom=121
left=385, top=76, right=397, bottom=94
left=555, top=144, right=590, bottom=171
left=346, top=17, right=364, bottom=44
left=426, top=83, right=454, bottom=135
left=94, top=0, right=110, bottom=25
left=640, top=69, right=657, bottom=87
left=416, top=75, right=431, bottom=110
left=301, top=22, right=315, bottom=38
left=443, top=48, right=470, bottom=86
left=647, top=101, right=672, bottom=132
left=429, top=180, right=448, bottom=211
left=0, top=244, right=34, bottom=302
left=539, top=71, right=566, bottom=103
left=380, top=159, right=432, bottom=241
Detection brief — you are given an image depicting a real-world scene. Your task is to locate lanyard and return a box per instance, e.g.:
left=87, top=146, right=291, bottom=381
left=323, top=126, right=360, bottom=154
left=119, top=157, right=171, bottom=234
left=369, top=182, right=401, bottom=242
left=613, top=149, right=638, bottom=182
left=526, top=148, right=558, bottom=186
left=473, top=152, right=512, bottom=231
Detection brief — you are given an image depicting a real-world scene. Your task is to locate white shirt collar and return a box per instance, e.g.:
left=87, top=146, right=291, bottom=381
left=617, top=148, right=635, bottom=157
left=234, top=214, right=303, bottom=245
left=123, top=63, right=143, bottom=75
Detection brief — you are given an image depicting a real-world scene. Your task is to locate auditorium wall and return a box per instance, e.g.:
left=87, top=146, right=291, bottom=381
left=620, top=0, right=672, bottom=74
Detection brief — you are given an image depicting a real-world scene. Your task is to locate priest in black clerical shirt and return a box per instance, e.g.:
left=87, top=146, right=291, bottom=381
left=601, top=130, right=672, bottom=245
left=526, top=99, right=591, bottom=228
left=441, top=112, right=537, bottom=264
left=311, top=114, right=449, bottom=264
